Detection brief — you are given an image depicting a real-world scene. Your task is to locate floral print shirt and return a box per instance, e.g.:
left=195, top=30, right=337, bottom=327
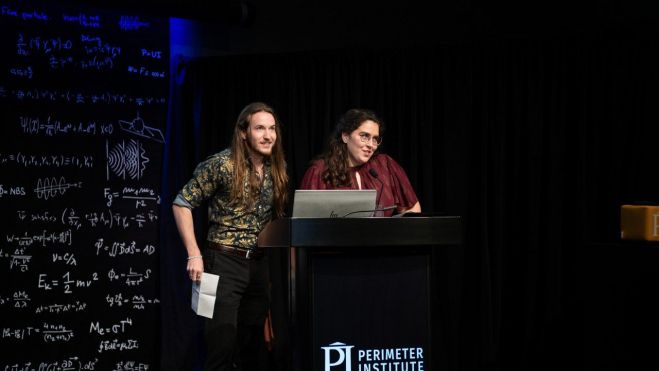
left=178, top=148, right=273, bottom=249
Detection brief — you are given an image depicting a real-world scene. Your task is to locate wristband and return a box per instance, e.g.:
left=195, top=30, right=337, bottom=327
left=187, top=255, right=202, bottom=261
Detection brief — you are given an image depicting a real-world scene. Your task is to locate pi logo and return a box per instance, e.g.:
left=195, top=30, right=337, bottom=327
left=321, top=342, right=354, bottom=371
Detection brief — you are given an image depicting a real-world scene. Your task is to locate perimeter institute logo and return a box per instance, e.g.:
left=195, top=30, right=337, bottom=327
left=322, top=342, right=425, bottom=371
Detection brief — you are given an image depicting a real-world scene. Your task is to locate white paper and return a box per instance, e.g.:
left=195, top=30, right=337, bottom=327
left=191, top=272, right=220, bottom=318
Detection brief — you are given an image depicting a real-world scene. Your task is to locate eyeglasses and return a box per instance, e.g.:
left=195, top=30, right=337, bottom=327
left=358, top=132, right=383, bottom=146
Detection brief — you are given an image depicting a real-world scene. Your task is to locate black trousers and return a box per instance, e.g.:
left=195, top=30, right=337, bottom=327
left=202, top=249, right=270, bottom=371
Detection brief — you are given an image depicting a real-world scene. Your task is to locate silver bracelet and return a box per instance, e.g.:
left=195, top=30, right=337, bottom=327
left=187, top=255, right=202, bottom=261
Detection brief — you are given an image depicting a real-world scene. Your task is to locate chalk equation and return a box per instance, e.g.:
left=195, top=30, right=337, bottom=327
left=126, top=65, right=164, bottom=79
left=82, top=208, right=158, bottom=229
left=94, top=239, right=156, bottom=258
left=113, top=361, right=150, bottom=371
left=0, top=248, right=32, bottom=272
left=5, top=228, right=73, bottom=248
left=51, top=252, right=77, bottom=267
left=81, top=34, right=121, bottom=58
left=105, top=293, right=160, bottom=310
left=34, top=301, right=88, bottom=314
left=15, top=210, right=57, bottom=223
left=107, top=267, right=151, bottom=287
left=1, top=357, right=99, bottom=371
left=16, top=33, right=73, bottom=56
left=104, top=187, right=160, bottom=209
left=78, top=55, right=115, bottom=71
left=0, top=291, right=30, bottom=309
left=0, top=85, right=166, bottom=105
left=0, top=184, right=26, bottom=198
left=38, top=271, right=100, bottom=294
left=140, top=48, right=162, bottom=59
left=89, top=318, right=133, bottom=336
left=48, top=54, right=74, bottom=69
left=1, top=326, right=39, bottom=341
left=43, top=323, right=75, bottom=342
left=9, top=65, right=32, bottom=79
left=118, top=16, right=150, bottom=31
left=0, top=152, right=94, bottom=169
left=14, top=32, right=121, bottom=72
left=20, top=115, right=114, bottom=136
left=15, top=207, right=158, bottom=230
left=97, top=338, right=140, bottom=353
left=16, top=33, right=120, bottom=58
left=63, top=12, right=102, bottom=28
left=1, top=322, right=74, bottom=342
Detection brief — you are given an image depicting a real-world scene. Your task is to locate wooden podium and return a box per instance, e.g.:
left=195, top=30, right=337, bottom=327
left=259, top=216, right=462, bottom=371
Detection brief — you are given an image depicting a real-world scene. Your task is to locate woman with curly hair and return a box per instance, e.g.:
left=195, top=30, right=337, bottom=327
left=300, top=108, right=421, bottom=216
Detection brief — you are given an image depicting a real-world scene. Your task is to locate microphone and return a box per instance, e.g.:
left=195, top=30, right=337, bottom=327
left=340, top=205, right=397, bottom=218
left=368, top=168, right=384, bottom=210
left=364, top=168, right=398, bottom=216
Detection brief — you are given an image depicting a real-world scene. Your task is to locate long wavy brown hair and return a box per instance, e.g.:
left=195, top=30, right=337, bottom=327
left=229, top=102, right=288, bottom=217
left=321, top=108, right=385, bottom=188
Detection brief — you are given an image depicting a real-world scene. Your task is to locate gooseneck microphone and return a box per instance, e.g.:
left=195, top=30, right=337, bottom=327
left=339, top=168, right=399, bottom=217
left=340, top=205, right=396, bottom=218
left=368, top=168, right=384, bottom=210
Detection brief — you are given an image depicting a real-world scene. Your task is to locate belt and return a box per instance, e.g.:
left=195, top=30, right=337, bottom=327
left=207, top=241, right=264, bottom=260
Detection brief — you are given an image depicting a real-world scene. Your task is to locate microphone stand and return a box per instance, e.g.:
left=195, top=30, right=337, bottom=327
left=368, top=168, right=385, bottom=213
left=340, top=205, right=397, bottom=218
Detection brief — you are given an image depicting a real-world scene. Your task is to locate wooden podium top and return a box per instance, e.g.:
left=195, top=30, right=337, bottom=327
left=258, top=215, right=462, bottom=247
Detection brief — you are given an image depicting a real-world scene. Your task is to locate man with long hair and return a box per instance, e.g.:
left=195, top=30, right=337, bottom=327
left=172, top=102, right=288, bottom=370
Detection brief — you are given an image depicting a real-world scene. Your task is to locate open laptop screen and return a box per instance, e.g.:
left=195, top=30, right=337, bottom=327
left=291, top=189, right=377, bottom=218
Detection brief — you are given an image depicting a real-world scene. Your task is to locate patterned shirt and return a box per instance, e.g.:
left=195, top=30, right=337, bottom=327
left=177, top=148, right=274, bottom=249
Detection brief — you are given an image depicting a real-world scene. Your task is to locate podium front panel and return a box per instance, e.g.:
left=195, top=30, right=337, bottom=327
left=258, top=216, right=463, bottom=370
left=311, top=250, right=431, bottom=371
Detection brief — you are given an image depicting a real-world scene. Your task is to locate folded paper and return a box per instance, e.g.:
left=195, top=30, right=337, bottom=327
left=191, top=272, right=220, bottom=318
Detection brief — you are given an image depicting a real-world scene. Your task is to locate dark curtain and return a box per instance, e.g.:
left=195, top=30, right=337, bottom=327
left=161, top=31, right=659, bottom=370
left=160, top=55, right=207, bottom=371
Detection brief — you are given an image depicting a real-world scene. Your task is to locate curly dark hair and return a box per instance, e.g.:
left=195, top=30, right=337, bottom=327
left=321, top=108, right=385, bottom=188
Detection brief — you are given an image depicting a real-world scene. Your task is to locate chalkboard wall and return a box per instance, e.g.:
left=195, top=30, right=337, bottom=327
left=0, top=1, right=168, bottom=369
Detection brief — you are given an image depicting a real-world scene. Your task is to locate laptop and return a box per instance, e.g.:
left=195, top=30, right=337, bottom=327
left=291, top=189, right=377, bottom=218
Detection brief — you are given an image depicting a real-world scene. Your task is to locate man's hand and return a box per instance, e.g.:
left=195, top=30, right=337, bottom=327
left=187, top=257, right=204, bottom=282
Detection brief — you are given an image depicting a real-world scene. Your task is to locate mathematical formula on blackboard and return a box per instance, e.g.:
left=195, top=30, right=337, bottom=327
left=1, top=1, right=168, bottom=369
